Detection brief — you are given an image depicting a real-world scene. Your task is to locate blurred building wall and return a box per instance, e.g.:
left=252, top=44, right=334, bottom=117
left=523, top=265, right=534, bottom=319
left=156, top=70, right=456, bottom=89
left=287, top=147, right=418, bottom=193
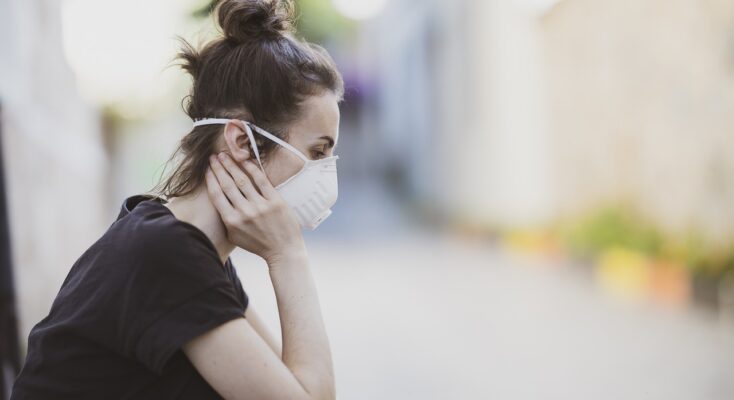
left=541, top=0, right=734, bottom=245
left=369, top=0, right=734, bottom=244
left=0, top=0, right=107, bottom=349
left=367, top=0, right=556, bottom=228
left=364, top=0, right=439, bottom=201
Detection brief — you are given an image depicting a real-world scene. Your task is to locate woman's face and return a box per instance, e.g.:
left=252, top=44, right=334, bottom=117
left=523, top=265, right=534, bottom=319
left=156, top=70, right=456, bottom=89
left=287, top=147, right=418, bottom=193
left=262, top=91, right=341, bottom=187
left=221, top=91, right=340, bottom=188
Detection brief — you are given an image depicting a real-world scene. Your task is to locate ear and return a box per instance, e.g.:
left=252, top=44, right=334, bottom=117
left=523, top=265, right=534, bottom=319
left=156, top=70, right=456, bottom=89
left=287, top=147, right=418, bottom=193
left=222, top=120, right=254, bottom=164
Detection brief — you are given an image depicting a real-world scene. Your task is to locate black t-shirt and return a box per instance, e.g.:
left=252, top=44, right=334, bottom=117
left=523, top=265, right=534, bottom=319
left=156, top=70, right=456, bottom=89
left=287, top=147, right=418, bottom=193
left=10, top=194, right=249, bottom=399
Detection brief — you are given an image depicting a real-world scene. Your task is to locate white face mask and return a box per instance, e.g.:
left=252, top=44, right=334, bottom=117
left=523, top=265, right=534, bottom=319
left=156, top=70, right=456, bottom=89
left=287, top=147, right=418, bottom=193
left=192, top=118, right=339, bottom=230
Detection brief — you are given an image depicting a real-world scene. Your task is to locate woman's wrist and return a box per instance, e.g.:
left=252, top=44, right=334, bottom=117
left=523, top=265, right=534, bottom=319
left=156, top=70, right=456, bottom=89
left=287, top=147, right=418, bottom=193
left=265, top=246, right=309, bottom=272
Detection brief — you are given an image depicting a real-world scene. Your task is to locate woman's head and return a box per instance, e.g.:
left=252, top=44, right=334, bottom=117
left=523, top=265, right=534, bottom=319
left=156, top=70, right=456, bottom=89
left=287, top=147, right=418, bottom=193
left=153, top=0, right=344, bottom=199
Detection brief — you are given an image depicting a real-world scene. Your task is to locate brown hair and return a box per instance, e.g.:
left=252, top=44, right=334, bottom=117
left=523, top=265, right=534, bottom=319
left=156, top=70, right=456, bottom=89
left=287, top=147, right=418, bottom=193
left=149, top=0, right=344, bottom=199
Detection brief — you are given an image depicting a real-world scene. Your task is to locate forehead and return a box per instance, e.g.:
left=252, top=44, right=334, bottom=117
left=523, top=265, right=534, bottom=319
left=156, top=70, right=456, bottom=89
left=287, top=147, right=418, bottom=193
left=288, top=92, right=340, bottom=147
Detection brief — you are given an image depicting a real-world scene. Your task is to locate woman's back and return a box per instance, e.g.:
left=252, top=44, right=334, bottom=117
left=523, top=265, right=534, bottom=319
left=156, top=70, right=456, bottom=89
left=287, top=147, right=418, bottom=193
left=10, top=194, right=249, bottom=400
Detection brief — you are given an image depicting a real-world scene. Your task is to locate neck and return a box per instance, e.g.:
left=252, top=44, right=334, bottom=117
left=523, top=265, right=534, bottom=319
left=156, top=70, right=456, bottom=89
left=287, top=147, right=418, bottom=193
left=162, top=185, right=235, bottom=266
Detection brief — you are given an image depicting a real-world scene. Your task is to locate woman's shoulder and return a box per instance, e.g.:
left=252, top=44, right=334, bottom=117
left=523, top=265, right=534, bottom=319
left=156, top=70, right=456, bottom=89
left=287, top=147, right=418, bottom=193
left=107, top=194, right=221, bottom=268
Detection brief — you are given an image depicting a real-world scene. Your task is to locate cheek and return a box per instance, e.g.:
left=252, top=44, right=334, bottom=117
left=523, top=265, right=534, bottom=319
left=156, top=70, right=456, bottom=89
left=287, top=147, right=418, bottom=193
left=263, top=150, right=305, bottom=187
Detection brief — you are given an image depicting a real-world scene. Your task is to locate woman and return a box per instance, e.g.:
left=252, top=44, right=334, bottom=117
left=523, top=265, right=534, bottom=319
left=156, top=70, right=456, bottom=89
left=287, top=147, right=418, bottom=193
left=10, top=0, right=343, bottom=399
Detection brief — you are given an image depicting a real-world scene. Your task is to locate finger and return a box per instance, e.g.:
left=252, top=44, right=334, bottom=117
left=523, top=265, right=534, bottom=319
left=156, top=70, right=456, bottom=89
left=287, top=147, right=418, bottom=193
left=243, top=160, right=279, bottom=199
left=209, top=155, right=252, bottom=212
left=217, top=152, right=264, bottom=202
left=204, top=166, right=238, bottom=222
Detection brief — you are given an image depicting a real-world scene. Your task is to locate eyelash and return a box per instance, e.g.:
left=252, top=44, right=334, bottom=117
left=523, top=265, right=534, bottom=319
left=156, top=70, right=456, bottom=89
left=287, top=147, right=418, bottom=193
left=312, top=150, right=326, bottom=159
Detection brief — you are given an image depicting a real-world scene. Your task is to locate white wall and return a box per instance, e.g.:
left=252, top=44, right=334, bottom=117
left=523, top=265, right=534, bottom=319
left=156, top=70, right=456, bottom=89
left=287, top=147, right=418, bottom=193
left=369, top=0, right=734, bottom=245
left=0, top=0, right=107, bottom=350
left=367, top=0, right=556, bottom=228
left=541, top=0, right=734, bottom=244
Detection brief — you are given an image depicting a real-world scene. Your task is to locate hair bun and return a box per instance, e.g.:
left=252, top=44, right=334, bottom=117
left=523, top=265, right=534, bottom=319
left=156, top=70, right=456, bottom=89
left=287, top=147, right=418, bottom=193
left=217, top=0, right=295, bottom=43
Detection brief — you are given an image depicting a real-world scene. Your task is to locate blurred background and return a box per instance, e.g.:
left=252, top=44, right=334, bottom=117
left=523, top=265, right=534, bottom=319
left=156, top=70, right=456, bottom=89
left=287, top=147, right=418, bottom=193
left=1, top=0, right=734, bottom=398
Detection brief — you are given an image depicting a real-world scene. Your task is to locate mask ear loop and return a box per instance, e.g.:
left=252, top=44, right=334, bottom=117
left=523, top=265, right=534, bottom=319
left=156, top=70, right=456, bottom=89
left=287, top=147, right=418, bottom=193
left=246, top=122, right=310, bottom=163
left=192, top=118, right=311, bottom=166
left=240, top=121, right=265, bottom=172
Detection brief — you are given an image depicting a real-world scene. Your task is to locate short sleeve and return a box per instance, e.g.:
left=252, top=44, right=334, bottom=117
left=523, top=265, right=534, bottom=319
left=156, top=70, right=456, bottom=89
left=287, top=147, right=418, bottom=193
left=133, top=282, right=245, bottom=375
left=226, top=258, right=250, bottom=312
left=116, top=221, right=248, bottom=375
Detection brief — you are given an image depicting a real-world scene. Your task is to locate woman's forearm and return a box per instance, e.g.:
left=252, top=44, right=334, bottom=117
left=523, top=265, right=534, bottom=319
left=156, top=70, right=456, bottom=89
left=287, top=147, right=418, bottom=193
left=267, top=250, right=335, bottom=400
left=243, top=306, right=283, bottom=359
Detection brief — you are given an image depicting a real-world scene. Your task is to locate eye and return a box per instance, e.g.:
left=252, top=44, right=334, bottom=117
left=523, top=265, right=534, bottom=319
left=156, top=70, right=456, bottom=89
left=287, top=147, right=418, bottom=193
left=311, top=150, right=326, bottom=159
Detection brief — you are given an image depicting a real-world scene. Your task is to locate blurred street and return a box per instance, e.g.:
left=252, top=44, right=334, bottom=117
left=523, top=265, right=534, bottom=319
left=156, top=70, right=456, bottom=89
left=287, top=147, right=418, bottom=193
left=235, top=178, right=734, bottom=400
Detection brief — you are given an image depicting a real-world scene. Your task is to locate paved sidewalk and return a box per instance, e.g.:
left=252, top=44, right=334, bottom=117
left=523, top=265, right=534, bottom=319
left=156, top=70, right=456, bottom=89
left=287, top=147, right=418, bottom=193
left=235, top=230, right=733, bottom=400
left=233, top=178, right=734, bottom=399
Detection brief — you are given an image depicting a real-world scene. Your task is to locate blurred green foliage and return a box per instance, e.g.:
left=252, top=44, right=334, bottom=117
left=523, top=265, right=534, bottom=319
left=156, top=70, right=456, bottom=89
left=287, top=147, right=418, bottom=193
left=296, top=0, right=355, bottom=43
left=557, top=205, right=663, bottom=258
left=554, top=204, right=734, bottom=278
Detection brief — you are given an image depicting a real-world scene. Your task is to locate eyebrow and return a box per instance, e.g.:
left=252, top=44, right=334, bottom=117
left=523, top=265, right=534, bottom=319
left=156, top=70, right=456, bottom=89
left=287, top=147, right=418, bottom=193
left=319, top=136, right=335, bottom=149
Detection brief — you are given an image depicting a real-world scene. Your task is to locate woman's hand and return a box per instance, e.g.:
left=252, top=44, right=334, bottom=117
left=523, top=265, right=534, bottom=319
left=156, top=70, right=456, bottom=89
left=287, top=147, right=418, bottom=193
left=205, top=152, right=305, bottom=264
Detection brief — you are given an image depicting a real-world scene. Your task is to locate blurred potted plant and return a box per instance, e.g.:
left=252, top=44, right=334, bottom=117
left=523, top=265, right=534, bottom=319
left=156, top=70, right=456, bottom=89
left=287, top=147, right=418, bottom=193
left=555, top=205, right=690, bottom=306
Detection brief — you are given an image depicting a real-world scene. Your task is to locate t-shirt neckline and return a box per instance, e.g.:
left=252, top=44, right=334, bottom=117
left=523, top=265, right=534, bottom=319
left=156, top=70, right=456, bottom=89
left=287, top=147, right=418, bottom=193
left=129, top=195, right=230, bottom=269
